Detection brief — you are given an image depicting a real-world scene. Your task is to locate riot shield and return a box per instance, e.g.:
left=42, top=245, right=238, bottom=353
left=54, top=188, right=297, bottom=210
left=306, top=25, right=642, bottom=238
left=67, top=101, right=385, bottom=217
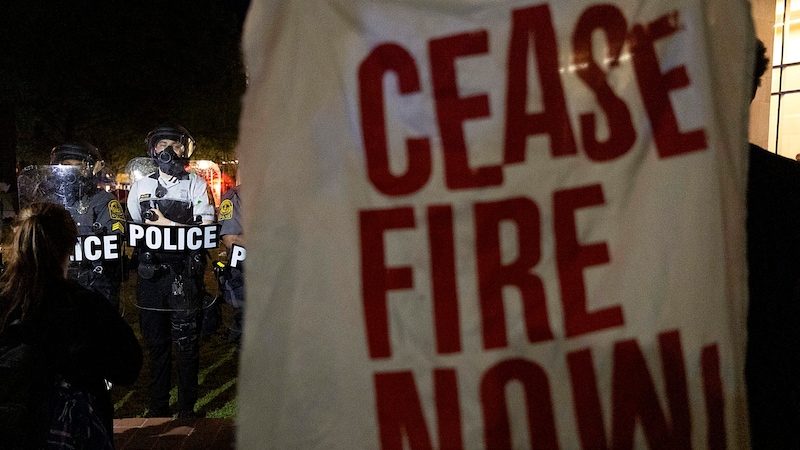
left=17, top=165, right=126, bottom=312
left=125, top=158, right=217, bottom=312
left=96, top=165, right=119, bottom=192
left=123, top=157, right=158, bottom=185
left=18, top=164, right=94, bottom=211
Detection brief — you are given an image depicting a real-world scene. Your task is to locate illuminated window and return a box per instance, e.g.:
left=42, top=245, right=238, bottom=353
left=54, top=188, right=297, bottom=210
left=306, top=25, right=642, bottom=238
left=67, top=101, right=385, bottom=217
left=771, top=0, right=800, bottom=159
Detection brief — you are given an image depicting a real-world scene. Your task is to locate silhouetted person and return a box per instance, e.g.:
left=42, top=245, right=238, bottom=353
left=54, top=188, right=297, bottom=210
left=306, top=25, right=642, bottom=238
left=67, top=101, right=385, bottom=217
left=0, top=202, right=142, bottom=448
left=746, top=37, right=800, bottom=448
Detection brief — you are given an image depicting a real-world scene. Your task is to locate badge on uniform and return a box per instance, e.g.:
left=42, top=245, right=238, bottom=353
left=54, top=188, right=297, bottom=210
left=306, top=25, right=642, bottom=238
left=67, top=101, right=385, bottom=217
left=108, top=199, right=125, bottom=221
left=219, top=199, right=234, bottom=221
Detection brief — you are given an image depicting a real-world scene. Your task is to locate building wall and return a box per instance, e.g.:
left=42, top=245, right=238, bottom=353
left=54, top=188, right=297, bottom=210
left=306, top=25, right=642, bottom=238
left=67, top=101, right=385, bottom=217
left=750, top=0, right=776, bottom=148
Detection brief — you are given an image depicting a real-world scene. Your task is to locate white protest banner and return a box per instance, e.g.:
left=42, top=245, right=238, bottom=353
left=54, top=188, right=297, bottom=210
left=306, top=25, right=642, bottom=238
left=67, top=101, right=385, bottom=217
left=236, top=0, right=754, bottom=448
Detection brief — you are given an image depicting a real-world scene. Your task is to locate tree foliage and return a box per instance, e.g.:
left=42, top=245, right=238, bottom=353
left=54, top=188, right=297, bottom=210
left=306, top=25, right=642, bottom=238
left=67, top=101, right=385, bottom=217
left=0, top=0, right=247, bottom=174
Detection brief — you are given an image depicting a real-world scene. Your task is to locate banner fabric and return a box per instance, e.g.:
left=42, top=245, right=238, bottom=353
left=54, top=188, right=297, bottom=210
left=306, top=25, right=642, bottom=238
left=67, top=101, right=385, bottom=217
left=236, top=1, right=755, bottom=448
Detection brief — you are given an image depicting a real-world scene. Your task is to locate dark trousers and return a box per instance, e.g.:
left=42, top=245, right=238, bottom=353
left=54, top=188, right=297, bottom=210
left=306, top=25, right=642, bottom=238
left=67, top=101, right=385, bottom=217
left=223, top=268, right=245, bottom=343
left=137, top=271, right=202, bottom=415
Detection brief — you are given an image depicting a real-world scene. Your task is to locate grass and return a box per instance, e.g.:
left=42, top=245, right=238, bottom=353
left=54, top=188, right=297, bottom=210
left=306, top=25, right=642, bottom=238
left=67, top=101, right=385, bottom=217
left=110, top=248, right=240, bottom=419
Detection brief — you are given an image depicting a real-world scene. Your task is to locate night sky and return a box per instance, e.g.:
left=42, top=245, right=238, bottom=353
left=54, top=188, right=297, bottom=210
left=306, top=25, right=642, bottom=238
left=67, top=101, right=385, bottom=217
left=0, top=0, right=252, bottom=178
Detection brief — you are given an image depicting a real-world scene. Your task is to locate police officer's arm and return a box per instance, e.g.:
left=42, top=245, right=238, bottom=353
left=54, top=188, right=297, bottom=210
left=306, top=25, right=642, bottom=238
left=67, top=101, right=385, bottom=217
left=193, top=180, right=216, bottom=225
left=219, top=188, right=243, bottom=251
left=222, top=234, right=244, bottom=251
left=126, top=181, right=142, bottom=222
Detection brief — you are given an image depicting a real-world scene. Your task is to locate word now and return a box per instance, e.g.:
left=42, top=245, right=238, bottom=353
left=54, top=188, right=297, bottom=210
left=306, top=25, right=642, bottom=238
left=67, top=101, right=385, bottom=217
left=71, top=234, right=122, bottom=262
left=128, top=223, right=220, bottom=251
left=375, top=330, right=726, bottom=450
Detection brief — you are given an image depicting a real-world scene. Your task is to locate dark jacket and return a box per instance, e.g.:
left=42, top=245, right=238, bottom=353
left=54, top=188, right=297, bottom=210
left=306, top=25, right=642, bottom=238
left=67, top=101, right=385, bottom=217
left=746, top=144, right=800, bottom=448
left=1, top=279, right=143, bottom=446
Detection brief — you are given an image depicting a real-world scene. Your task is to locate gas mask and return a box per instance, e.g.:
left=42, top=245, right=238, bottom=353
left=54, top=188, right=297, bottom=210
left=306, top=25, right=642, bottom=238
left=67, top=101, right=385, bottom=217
left=155, top=146, right=189, bottom=178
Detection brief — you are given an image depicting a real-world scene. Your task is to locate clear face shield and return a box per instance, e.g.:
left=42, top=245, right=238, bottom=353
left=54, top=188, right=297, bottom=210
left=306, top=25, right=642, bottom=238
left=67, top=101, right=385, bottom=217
left=148, top=132, right=196, bottom=160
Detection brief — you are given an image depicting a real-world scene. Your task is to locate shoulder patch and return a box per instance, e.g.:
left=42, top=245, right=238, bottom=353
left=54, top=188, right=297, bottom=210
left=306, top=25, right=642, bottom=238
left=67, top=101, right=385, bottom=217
left=108, top=199, right=125, bottom=220
left=219, top=199, right=234, bottom=221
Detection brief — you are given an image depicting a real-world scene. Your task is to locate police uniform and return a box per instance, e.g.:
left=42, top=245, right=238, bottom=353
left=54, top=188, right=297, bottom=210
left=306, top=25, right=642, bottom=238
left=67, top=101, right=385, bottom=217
left=127, top=170, right=214, bottom=417
left=218, top=186, right=244, bottom=343
left=64, top=190, right=126, bottom=310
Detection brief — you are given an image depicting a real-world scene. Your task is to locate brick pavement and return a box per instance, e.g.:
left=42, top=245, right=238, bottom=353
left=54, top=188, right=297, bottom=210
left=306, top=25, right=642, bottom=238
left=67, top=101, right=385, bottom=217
left=113, top=417, right=235, bottom=449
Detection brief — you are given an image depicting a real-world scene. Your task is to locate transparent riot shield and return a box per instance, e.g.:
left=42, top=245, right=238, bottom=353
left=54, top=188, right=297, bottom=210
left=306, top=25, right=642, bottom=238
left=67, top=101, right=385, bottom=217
left=123, top=157, right=158, bottom=185
left=17, top=165, right=126, bottom=312
left=96, top=165, right=119, bottom=192
left=125, top=158, right=217, bottom=312
left=18, top=164, right=93, bottom=211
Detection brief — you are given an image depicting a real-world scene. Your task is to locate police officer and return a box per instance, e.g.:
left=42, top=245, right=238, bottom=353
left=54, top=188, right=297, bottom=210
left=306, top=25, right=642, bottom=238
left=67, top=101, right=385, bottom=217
left=216, top=184, right=245, bottom=344
left=127, top=125, right=215, bottom=418
left=50, top=143, right=125, bottom=311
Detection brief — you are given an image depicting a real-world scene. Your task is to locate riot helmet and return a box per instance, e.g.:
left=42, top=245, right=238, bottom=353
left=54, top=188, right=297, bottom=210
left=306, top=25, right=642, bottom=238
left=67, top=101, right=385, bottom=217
left=50, top=142, right=105, bottom=176
left=145, top=125, right=195, bottom=177
left=47, top=142, right=105, bottom=205
left=145, top=125, right=196, bottom=158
